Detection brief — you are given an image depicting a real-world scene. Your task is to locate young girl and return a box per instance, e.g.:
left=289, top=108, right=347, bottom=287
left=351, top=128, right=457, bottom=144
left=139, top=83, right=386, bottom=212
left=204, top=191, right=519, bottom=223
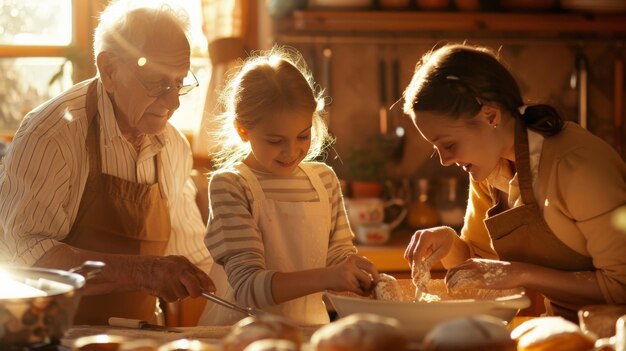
left=402, top=43, right=626, bottom=322
left=199, top=47, right=379, bottom=325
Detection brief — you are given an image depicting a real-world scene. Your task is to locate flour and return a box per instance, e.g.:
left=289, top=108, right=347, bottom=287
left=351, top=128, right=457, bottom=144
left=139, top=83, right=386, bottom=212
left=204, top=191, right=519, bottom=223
left=417, top=279, right=519, bottom=302
left=372, top=277, right=519, bottom=302
left=374, top=274, right=409, bottom=301
left=572, top=271, right=594, bottom=281
left=411, top=259, right=431, bottom=299
left=448, top=260, right=507, bottom=292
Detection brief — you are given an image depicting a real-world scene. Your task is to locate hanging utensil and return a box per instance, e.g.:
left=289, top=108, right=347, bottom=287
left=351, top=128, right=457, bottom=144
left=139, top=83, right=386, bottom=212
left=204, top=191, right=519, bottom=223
left=322, top=45, right=332, bottom=102
left=390, top=55, right=406, bottom=161
left=378, top=55, right=388, bottom=135
left=318, top=44, right=333, bottom=126
left=614, top=42, right=624, bottom=156
left=576, top=51, right=589, bottom=129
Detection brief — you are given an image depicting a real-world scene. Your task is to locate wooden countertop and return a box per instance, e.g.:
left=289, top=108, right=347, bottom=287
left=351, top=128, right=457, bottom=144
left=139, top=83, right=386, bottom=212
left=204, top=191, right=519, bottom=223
left=62, top=316, right=536, bottom=350
left=61, top=324, right=322, bottom=348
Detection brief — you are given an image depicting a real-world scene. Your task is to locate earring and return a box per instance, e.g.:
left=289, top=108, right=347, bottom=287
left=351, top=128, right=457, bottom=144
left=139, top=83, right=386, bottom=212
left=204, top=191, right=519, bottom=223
left=237, top=128, right=248, bottom=141
left=493, top=124, right=498, bottom=129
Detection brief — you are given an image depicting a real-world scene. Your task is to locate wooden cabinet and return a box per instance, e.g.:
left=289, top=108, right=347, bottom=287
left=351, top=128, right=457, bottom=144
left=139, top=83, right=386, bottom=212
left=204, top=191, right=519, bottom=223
left=275, top=10, right=626, bottom=38
left=271, top=9, right=626, bottom=166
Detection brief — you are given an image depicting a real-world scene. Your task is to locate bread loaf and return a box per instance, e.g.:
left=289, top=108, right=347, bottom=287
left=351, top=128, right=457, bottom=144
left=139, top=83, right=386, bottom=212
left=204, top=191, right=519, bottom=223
left=374, top=273, right=406, bottom=301
left=422, top=314, right=516, bottom=351
left=222, top=315, right=303, bottom=351
left=310, top=313, right=408, bottom=351
left=511, top=316, right=595, bottom=351
left=242, top=339, right=299, bottom=351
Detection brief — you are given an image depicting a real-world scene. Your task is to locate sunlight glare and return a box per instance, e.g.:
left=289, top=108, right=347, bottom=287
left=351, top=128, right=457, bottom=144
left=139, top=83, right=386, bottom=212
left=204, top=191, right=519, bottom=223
left=0, top=269, right=47, bottom=299
left=63, top=107, right=74, bottom=122
left=3, top=1, right=72, bottom=46
left=612, top=206, right=626, bottom=232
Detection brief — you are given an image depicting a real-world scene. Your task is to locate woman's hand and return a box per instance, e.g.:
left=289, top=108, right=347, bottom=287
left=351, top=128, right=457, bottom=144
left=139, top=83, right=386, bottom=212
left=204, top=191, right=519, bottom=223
left=445, top=258, right=526, bottom=291
left=445, top=259, right=605, bottom=307
left=326, top=255, right=379, bottom=296
left=404, top=226, right=458, bottom=266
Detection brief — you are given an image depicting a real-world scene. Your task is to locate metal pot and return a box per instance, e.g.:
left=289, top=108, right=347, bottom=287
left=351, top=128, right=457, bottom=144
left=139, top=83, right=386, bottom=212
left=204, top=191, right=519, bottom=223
left=0, top=261, right=104, bottom=347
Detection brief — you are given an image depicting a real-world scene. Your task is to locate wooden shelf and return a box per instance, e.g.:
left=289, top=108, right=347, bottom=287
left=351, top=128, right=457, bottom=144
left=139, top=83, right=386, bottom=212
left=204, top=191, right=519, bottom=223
left=276, top=10, right=626, bottom=38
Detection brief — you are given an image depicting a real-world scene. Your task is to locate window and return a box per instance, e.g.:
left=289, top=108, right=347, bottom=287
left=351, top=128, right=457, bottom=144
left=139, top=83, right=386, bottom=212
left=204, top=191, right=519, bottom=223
left=167, top=0, right=210, bottom=136
left=0, top=0, right=210, bottom=139
left=0, top=1, right=72, bottom=46
left=0, top=0, right=78, bottom=135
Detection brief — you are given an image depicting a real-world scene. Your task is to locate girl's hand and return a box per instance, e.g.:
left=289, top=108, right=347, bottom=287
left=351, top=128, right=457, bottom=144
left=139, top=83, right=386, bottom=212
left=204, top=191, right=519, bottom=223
left=326, top=255, right=379, bottom=296
left=445, top=258, right=527, bottom=291
left=404, top=226, right=457, bottom=266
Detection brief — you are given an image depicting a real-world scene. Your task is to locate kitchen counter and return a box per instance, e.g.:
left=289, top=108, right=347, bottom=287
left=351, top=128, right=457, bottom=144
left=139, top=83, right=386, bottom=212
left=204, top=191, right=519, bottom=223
left=60, top=316, right=537, bottom=350
left=60, top=324, right=323, bottom=349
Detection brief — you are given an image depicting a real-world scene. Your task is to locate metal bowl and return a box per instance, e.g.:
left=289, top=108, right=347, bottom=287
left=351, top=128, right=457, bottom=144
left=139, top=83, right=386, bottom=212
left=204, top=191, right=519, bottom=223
left=0, top=261, right=103, bottom=346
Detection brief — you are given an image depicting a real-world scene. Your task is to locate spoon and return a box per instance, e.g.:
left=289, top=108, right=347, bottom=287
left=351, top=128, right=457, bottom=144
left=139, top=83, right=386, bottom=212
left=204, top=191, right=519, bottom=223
left=200, top=291, right=259, bottom=317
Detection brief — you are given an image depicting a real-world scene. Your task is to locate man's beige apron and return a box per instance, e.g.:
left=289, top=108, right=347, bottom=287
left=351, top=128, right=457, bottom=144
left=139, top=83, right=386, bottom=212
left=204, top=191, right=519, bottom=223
left=199, top=163, right=331, bottom=325
left=62, top=79, right=172, bottom=325
left=484, top=119, right=594, bottom=322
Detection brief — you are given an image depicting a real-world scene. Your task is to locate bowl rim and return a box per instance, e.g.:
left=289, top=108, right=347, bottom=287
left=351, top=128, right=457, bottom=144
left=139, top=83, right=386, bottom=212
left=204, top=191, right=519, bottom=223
left=324, top=287, right=530, bottom=308
left=0, top=265, right=85, bottom=300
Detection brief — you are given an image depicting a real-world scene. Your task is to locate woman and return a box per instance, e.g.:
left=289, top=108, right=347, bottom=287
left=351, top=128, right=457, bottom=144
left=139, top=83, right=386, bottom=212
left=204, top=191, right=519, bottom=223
left=402, top=43, right=626, bottom=321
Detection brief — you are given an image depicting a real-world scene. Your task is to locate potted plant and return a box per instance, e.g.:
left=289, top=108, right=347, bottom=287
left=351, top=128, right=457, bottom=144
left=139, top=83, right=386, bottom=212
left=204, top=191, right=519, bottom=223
left=345, top=138, right=387, bottom=198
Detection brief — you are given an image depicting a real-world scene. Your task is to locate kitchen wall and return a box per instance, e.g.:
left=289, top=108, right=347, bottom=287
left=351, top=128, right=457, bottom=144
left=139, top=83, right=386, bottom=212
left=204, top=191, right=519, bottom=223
left=266, top=11, right=626, bottom=185
left=280, top=39, right=624, bottom=181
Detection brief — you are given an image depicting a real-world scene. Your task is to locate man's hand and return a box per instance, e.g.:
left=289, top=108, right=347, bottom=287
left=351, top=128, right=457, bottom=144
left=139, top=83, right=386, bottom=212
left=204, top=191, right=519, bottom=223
left=131, top=255, right=216, bottom=302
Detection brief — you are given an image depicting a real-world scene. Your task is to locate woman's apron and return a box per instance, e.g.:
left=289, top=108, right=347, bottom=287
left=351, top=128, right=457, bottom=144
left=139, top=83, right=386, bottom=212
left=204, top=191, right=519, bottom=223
left=62, top=79, right=172, bottom=325
left=200, top=163, right=331, bottom=325
left=484, top=118, right=594, bottom=322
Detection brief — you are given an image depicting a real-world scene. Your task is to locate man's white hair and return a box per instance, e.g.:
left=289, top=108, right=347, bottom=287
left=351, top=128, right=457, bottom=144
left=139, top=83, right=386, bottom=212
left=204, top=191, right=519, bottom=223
left=93, top=0, right=190, bottom=64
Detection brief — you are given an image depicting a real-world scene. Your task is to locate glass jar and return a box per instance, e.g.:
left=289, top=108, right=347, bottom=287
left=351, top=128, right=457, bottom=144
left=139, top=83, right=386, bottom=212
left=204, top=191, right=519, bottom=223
left=407, top=178, right=440, bottom=229
left=435, top=177, right=465, bottom=230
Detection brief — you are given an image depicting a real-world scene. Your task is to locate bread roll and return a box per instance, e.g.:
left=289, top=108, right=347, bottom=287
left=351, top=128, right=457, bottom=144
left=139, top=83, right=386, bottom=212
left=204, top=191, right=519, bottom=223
left=310, top=313, right=408, bottom=351
left=222, top=315, right=303, bottom=351
left=510, top=316, right=595, bottom=351
left=422, top=314, right=516, bottom=351
left=374, top=273, right=404, bottom=301
left=242, top=339, right=298, bottom=351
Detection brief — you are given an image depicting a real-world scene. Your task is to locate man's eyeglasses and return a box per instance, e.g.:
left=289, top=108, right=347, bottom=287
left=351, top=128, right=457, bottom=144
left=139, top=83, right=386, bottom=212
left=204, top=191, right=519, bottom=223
left=134, top=69, right=199, bottom=97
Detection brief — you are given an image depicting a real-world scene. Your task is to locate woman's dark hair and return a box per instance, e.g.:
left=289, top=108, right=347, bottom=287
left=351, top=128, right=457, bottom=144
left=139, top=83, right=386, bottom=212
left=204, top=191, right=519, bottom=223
left=402, top=44, right=563, bottom=136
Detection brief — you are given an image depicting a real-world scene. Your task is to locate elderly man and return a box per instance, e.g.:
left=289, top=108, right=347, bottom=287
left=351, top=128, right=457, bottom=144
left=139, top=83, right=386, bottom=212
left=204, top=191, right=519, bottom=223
left=0, top=0, right=214, bottom=325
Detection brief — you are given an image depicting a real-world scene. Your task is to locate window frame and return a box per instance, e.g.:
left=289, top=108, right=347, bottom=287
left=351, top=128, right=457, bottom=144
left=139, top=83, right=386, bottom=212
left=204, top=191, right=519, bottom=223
left=0, top=1, right=105, bottom=139
left=0, top=0, right=104, bottom=86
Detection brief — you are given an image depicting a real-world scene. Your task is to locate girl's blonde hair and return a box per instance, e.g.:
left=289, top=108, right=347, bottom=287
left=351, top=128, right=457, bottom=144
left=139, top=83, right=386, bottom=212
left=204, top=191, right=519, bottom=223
left=210, top=46, right=331, bottom=171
